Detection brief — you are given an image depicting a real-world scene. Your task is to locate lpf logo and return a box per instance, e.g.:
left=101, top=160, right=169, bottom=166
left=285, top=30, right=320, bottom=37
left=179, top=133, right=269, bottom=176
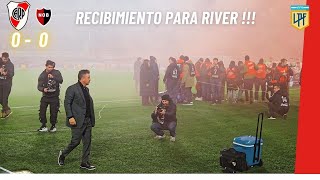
left=290, top=5, right=309, bottom=30
left=7, top=1, right=30, bottom=30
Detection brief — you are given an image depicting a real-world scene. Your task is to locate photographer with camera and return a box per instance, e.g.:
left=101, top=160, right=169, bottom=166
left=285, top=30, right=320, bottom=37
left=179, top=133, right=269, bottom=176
left=37, top=60, right=63, bottom=132
left=0, top=52, right=14, bottom=118
left=150, top=94, right=177, bottom=142
left=266, top=85, right=290, bottom=120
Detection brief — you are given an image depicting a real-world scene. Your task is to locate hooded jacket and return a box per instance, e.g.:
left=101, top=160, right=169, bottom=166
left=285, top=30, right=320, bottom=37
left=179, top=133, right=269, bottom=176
left=181, top=60, right=195, bottom=88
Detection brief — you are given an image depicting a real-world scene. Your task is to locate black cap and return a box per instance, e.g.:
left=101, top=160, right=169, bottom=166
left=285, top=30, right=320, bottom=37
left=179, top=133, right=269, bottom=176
left=45, top=60, right=55, bottom=67
left=161, top=94, right=171, bottom=101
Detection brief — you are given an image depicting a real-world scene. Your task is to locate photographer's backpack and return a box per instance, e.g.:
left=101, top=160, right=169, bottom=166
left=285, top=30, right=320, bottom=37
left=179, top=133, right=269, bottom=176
left=220, top=113, right=264, bottom=173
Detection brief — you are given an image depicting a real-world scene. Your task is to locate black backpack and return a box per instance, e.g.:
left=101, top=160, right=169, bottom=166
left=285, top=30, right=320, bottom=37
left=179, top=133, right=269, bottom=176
left=220, top=148, right=248, bottom=173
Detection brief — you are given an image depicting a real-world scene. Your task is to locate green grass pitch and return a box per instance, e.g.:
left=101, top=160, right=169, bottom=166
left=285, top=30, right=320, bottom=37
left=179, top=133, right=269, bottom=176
left=0, top=69, right=300, bottom=173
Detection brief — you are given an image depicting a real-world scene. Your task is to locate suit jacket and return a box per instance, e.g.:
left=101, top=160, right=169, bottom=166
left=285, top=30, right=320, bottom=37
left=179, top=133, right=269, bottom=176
left=64, top=82, right=95, bottom=128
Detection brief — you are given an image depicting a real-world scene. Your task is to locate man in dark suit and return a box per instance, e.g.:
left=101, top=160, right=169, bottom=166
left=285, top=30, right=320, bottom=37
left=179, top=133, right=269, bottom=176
left=58, top=69, right=96, bottom=170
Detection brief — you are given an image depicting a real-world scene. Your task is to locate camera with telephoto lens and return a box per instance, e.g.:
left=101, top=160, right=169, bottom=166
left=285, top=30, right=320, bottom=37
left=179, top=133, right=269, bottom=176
left=47, top=77, right=57, bottom=92
left=156, top=105, right=165, bottom=124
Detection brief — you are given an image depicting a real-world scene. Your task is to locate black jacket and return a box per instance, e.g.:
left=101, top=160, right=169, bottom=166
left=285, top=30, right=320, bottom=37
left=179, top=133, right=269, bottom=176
left=140, top=65, right=154, bottom=96
left=0, top=59, right=14, bottom=84
left=163, top=63, right=179, bottom=83
left=64, top=83, right=95, bottom=128
left=267, top=90, right=283, bottom=107
left=38, top=69, right=63, bottom=98
left=151, top=99, right=177, bottom=124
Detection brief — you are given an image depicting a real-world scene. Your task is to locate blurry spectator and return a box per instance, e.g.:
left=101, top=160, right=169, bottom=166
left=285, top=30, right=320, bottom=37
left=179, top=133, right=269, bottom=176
left=218, top=61, right=226, bottom=102
left=195, top=58, right=204, bottom=101
left=181, top=56, right=195, bottom=105
left=275, top=58, right=294, bottom=96
left=241, top=55, right=257, bottom=104
left=266, top=67, right=277, bottom=96
left=209, top=58, right=223, bottom=105
left=140, top=59, right=154, bottom=106
left=226, top=61, right=238, bottom=103
left=163, top=57, right=180, bottom=104
left=133, top=57, right=142, bottom=93
left=150, top=56, right=160, bottom=103
left=200, top=58, right=212, bottom=102
left=255, top=58, right=267, bottom=102
left=176, top=55, right=185, bottom=103
left=237, top=61, right=245, bottom=103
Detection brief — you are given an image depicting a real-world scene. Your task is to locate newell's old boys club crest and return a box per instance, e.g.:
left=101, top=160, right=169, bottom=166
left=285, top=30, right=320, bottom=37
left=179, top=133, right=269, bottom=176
left=36, top=8, right=51, bottom=26
left=7, top=1, right=30, bottom=30
left=290, top=5, right=309, bottom=30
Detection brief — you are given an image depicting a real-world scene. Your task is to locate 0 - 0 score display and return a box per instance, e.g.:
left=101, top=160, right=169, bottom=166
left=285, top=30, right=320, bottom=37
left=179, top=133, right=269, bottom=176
left=11, top=32, right=49, bottom=48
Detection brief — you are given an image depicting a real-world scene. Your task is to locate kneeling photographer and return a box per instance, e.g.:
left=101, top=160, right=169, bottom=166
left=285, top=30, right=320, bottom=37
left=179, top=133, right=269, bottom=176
left=266, top=84, right=289, bottom=120
left=150, top=94, right=177, bottom=142
left=37, top=60, right=63, bottom=132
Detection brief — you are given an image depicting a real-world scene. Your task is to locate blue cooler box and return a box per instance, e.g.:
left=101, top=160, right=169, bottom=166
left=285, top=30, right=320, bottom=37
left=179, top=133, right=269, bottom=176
left=233, top=135, right=263, bottom=167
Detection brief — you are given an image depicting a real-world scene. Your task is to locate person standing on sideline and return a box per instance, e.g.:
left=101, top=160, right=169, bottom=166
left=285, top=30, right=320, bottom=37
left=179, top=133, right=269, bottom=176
left=237, top=61, right=245, bottom=103
left=58, top=70, right=96, bottom=170
left=209, top=58, right=223, bottom=105
left=181, top=56, right=195, bottom=105
left=0, top=52, right=14, bottom=118
left=218, top=61, right=226, bottom=102
left=200, top=58, right=212, bottom=102
left=254, top=58, right=267, bottom=102
left=150, top=56, right=160, bottom=103
left=37, top=60, right=63, bottom=132
left=163, top=57, right=180, bottom=103
left=133, top=57, right=142, bottom=93
left=226, top=61, right=238, bottom=103
left=140, top=59, right=154, bottom=106
left=275, top=58, right=293, bottom=96
left=195, top=58, right=204, bottom=101
left=241, top=55, right=257, bottom=104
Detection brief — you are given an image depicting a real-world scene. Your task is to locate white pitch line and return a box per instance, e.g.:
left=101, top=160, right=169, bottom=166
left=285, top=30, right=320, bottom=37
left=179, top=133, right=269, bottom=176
left=98, top=104, right=107, bottom=121
left=0, top=166, right=13, bottom=174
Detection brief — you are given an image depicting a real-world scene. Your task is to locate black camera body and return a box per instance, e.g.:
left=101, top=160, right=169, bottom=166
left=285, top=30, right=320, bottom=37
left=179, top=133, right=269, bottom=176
left=2, top=65, right=7, bottom=73
left=47, top=77, right=57, bottom=92
left=156, top=105, right=166, bottom=124
left=0, top=65, right=8, bottom=79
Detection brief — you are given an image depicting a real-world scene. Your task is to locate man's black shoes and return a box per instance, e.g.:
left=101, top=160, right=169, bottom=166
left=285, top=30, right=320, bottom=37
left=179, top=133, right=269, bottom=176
left=80, top=162, right=96, bottom=170
left=58, top=150, right=65, bottom=166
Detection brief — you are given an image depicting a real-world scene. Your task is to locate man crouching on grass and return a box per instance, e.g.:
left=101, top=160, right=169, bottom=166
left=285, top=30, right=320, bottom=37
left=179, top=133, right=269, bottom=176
left=151, top=94, right=177, bottom=142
